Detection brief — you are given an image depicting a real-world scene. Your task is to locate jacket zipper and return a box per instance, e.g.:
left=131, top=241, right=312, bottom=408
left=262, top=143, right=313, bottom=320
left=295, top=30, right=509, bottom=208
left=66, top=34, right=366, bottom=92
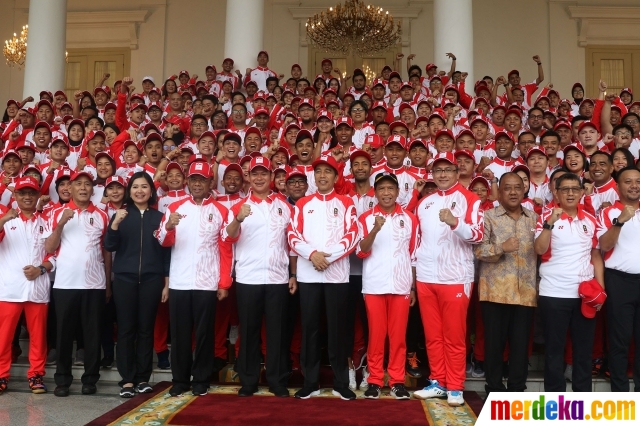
left=139, top=210, right=144, bottom=284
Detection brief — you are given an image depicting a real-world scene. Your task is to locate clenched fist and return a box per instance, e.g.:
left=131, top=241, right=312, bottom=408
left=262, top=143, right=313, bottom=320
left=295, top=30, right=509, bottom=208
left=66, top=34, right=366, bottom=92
left=236, top=204, right=251, bottom=222
left=439, top=209, right=457, bottom=227
left=166, top=212, right=182, bottom=230
left=502, top=237, right=520, bottom=253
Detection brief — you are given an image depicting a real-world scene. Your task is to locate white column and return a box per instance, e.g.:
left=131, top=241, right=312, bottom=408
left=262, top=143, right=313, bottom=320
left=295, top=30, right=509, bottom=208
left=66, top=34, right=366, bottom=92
left=224, top=0, right=264, bottom=73
left=23, top=0, right=67, bottom=99
left=433, top=0, right=473, bottom=86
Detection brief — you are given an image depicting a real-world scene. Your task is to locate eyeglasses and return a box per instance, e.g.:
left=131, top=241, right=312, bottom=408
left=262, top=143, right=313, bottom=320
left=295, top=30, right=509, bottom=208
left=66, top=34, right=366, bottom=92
left=163, top=146, right=177, bottom=151
left=351, top=108, right=365, bottom=112
left=557, top=187, right=582, bottom=194
left=232, top=110, right=244, bottom=114
left=433, top=168, right=458, bottom=174
left=192, top=122, right=208, bottom=127
left=624, top=119, right=639, bottom=125
left=573, top=89, right=584, bottom=94
left=287, top=179, right=307, bottom=186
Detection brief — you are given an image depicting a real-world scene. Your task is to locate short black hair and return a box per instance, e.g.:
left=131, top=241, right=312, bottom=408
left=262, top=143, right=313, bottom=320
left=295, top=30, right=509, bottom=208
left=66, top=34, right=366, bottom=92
left=517, top=131, right=535, bottom=142
left=124, top=171, right=158, bottom=207
left=201, top=94, right=219, bottom=105
left=297, top=78, right=310, bottom=87
left=482, top=76, right=494, bottom=83
left=589, top=150, right=612, bottom=164
left=571, top=115, right=588, bottom=125
left=615, top=166, right=640, bottom=183
left=528, top=107, right=544, bottom=117
left=408, top=65, right=422, bottom=77
left=231, top=91, right=246, bottom=103
left=612, top=123, right=634, bottom=135
left=540, top=130, right=560, bottom=144
left=555, top=173, right=582, bottom=190
left=549, top=167, right=568, bottom=184
left=191, top=114, right=208, bottom=124
left=266, top=76, right=279, bottom=86
left=622, top=112, right=640, bottom=124
left=103, top=123, right=120, bottom=136
left=286, top=77, right=297, bottom=85
left=85, top=115, right=104, bottom=128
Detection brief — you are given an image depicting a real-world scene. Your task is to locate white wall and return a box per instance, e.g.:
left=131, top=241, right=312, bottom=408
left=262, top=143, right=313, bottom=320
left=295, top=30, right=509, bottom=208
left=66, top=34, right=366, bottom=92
left=1, top=0, right=639, bottom=108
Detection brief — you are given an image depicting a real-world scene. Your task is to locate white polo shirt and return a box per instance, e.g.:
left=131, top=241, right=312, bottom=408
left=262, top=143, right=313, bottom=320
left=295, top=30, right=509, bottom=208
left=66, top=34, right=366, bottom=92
left=157, top=195, right=234, bottom=291
left=536, top=206, right=598, bottom=298
left=0, top=208, right=53, bottom=302
left=597, top=201, right=640, bottom=274
left=356, top=204, right=419, bottom=295
left=230, top=193, right=293, bottom=284
left=45, top=201, right=109, bottom=290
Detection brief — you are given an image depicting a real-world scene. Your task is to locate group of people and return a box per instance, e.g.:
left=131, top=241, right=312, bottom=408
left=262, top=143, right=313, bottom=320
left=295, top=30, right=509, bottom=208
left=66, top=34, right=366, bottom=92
left=1, top=49, right=640, bottom=408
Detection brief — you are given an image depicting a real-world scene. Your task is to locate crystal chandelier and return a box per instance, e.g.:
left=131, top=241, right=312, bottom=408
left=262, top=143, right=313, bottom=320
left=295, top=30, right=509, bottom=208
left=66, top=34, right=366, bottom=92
left=3, top=25, right=28, bottom=68
left=306, top=0, right=401, bottom=56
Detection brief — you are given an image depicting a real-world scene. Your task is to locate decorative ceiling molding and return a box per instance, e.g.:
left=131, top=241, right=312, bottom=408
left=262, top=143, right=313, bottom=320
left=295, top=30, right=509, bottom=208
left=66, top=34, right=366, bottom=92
left=67, top=11, right=149, bottom=50
left=568, top=6, right=640, bottom=47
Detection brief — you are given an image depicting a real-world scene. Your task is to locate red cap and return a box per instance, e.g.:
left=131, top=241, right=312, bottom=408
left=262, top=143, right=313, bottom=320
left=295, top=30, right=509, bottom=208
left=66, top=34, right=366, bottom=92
left=245, top=126, right=262, bottom=140
left=312, top=155, right=340, bottom=174
left=321, top=58, right=332, bottom=66
left=322, top=88, right=338, bottom=98
left=432, top=151, right=457, bottom=166
left=386, top=134, right=407, bottom=150
left=470, top=176, right=490, bottom=191
left=143, top=132, right=163, bottom=146
left=364, top=134, right=384, bottom=149
left=454, top=149, right=476, bottom=164
left=144, top=123, right=160, bottom=134
left=105, top=175, right=127, bottom=188
left=37, top=99, right=54, bottom=110
left=299, top=98, right=314, bottom=109
left=164, top=115, right=182, bottom=125
left=224, top=132, right=242, bottom=145
left=179, top=70, right=189, bottom=77
left=428, top=109, right=447, bottom=123
left=335, top=116, right=354, bottom=128
left=147, top=101, right=163, bottom=111
left=70, top=171, right=94, bottom=182
left=409, top=138, right=428, bottom=150
left=86, top=130, right=106, bottom=142
left=249, top=156, right=271, bottom=172
left=124, top=139, right=142, bottom=152
left=258, top=50, right=269, bottom=58
left=55, top=167, right=73, bottom=182
left=581, top=98, right=595, bottom=106
left=130, top=102, right=148, bottom=112
left=512, top=164, right=531, bottom=179
left=508, top=69, right=519, bottom=76
left=95, top=151, right=115, bottom=164
left=54, top=90, right=67, bottom=99
left=14, top=176, right=39, bottom=191
left=149, top=87, right=161, bottom=95
left=94, top=86, right=111, bottom=97
left=51, top=135, right=70, bottom=147
left=495, top=130, right=516, bottom=142
left=205, top=64, right=217, bottom=72
left=579, top=278, right=607, bottom=319
left=371, top=101, right=387, bottom=111
left=400, top=81, right=413, bottom=91
left=286, top=166, right=307, bottom=181
left=253, top=107, right=269, bottom=117
left=178, top=143, right=194, bottom=154
left=291, top=63, right=302, bottom=70
left=425, top=63, right=437, bottom=71
left=189, top=154, right=208, bottom=165
left=349, top=149, right=371, bottom=164
left=325, top=99, right=340, bottom=108
left=198, top=131, right=216, bottom=143
left=526, top=146, right=547, bottom=160
left=621, top=87, right=633, bottom=96
left=316, top=109, right=333, bottom=121
left=15, top=140, right=36, bottom=153
left=553, top=120, right=571, bottom=131
left=6, top=99, right=19, bottom=107
left=398, top=102, right=414, bottom=114
left=563, top=144, right=585, bottom=155
left=34, top=121, right=52, bottom=133
left=389, top=120, right=409, bottom=133
left=371, top=78, right=386, bottom=88
left=245, top=80, right=258, bottom=88
left=577, top=120, right=598, bottom=133
left=104, top=102, right=117, bottom=111
left=223, top=58, right=234, bottom=65
left=455, top=128, right=475, bottom=140
left=2, top=149, right=20, bottom=162
left=505, top=107, right=523, bottom=118
left=388, top=71, right=401, bottom=81
left=187, top=161, right=212, bottom=178
left=223, top=163, right=243, bottom=177
left=434, top=129, right=455, bottom=141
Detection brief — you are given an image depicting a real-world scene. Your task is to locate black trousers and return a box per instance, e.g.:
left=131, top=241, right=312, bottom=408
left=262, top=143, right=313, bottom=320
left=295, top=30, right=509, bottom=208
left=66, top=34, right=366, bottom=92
left=605, top=268, right=640, bottom=392
left=169, top=289, right=217, bottom=388
left=101, top=297, right=116, bottom=359
left=481, top=301, right=534, bottom=393
left=539, top=296, right=595, bottom=392
left=285, top=290, right=300, bottom=361
left=236, top=283, right=290, bottom=389
left=53, top=288, right=105, bottom=387
left=345, top=276, right=368, bottom=359
left=112, top=277, right=164, bottom=386
left=406, top=299, right=424, bottom=353
left=299, top=282, right=349, bottom=389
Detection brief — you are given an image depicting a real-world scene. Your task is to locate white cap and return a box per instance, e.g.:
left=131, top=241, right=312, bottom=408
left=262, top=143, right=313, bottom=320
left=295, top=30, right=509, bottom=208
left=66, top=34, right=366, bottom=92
left=142, top=76, right=155, bottom=84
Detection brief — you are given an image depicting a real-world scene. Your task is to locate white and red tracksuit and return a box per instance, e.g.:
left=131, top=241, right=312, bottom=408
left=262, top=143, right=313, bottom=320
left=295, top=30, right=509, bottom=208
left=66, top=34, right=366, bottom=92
left=0, top=207, right=53, bottom=380
left=414, top=182, right=484, bottom=391
left=356, top=204, right=419, bottom=387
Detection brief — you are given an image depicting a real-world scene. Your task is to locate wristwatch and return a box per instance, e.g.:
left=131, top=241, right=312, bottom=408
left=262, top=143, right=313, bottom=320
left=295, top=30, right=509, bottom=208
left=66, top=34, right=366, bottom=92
left=39, top=266, right=47, bottom=276
left=542, top=221, right=554, bottom=230
left=612, top=218, right=625, bottom=227
left=289, top=273, right=297, bottom=279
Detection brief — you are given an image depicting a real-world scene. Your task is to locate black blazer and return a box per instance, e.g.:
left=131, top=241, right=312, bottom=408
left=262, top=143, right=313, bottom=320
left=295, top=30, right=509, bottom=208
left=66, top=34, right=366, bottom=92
left=103, top=204, right=171, bottom=282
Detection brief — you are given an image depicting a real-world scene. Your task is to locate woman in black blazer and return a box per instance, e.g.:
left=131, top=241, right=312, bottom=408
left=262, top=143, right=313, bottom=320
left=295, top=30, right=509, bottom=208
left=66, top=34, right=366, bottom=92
left=104, top=172, right=171, bottom=398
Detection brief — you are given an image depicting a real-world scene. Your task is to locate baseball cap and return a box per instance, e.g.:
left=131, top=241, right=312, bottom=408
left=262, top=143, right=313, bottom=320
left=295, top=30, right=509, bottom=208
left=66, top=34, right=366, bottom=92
left=526, top=146, right=547, bottom=160
left=14, top=176, right=39, bottom=191
left=349, top=149, right=371, bottom=164
left=143, top=132, right=163, bottom=146
left=495, top=130, right=516, bottom=142
left=70, top=171, right=94, bottom=182
left=55, top=167, right=74, bottom=183
left=312, top=155, right=339, bottom=174
left=577, top=120, right=598, bottom=133
left=105, top=175, right=127, bottom=188
left=434, top=129, right=455, bottom=141
left=389, top=120, right=409, bottom=134
left=386, top=134, right=407, bottom=150
left=508, top=69, right=519, bottom=76
left=249, top=156, right=271, bottom=172
left=454, top=149, right=476, bottom=163
left=364, top=134, right=384, bottom=149
left=187, top=161, right=212, bottom=178
left=166, top=162, right=184, bottom=175
left=578, top=278, right=607, bottom=319
left=374, top=172, right=399, bottom=188
left=286, top=166, right=307, bottom=182
left=425, top=63, right=437, bottom=71
left=335, top=116, right=354, bottom=128
left=223, top=163, right=243, bottom=177
left=432, top=151, right=456, bottom=166
left=469, top=176, right=490, bottom=191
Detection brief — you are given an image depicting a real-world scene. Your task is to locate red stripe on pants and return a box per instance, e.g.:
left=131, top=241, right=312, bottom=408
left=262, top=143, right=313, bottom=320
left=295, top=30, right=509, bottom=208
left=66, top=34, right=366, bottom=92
left=364, top=294, right=410, bottom=387
left=417, top=282, right=470, bottom=391
left=154, top=301, right=170, bottom=353
left=0, top=301, right=48, bottom=379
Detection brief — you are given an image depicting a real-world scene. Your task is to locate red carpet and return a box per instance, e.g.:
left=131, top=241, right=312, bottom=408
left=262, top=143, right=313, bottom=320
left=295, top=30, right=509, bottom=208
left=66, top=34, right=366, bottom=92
left=171, top=393, right=430, bottom=426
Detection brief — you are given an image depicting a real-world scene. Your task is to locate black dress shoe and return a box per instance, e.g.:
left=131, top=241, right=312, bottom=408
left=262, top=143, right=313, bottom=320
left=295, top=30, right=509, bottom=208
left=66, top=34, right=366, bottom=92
left=238, top=385, right=258, bottom=397
left=81, top=384, right=97, bottom=395
left=169, top=385, right=190, bottom=397
left=54, top=385, right=70, bottom=397
left=269, top=387, right=290, bottom=398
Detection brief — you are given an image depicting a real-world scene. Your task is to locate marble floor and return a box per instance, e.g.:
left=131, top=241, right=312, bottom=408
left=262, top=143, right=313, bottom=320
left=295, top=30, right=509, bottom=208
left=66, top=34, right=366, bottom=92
left=0, top=378, right=125, bottom=426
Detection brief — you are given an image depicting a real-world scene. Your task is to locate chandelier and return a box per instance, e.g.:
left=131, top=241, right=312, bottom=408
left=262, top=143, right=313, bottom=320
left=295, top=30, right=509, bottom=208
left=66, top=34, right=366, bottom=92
left=306, top=0, right=401, bottom=56
left=3, top=25, right=28, bottom=68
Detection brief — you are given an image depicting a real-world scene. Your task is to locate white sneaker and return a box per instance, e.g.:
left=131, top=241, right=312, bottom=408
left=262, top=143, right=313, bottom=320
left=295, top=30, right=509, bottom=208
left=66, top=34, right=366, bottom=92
left=229, top=326, right=239, bottom=345
left=413, top=379, right=447, bottom=400
left=447, top=390, right=464, bottom=406
left=564, top=364, right=573, bottom=382
left=359, top=366, right=370, bottom=390
left=348, top=368, right=357, bottom=391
